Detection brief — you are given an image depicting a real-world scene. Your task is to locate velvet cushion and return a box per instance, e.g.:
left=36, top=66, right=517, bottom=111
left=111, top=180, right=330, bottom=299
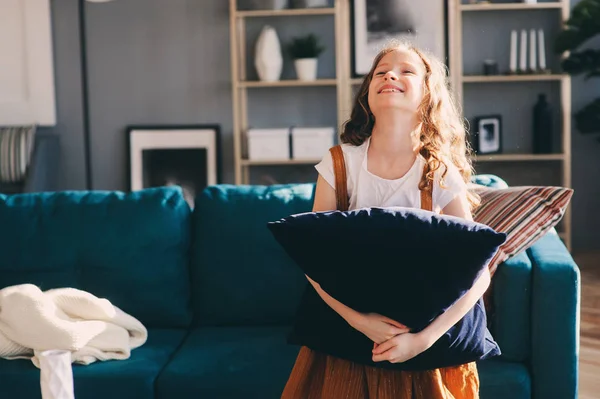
left=0, top=328, right=186, bottom=399
left=267, top=206, right=505, bottom=370
left=0, top=187, right=192, bottom=328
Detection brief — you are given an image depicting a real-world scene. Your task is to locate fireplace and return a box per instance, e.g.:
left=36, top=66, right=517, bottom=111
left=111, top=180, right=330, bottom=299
left=128, top=125, right=220, bottom=207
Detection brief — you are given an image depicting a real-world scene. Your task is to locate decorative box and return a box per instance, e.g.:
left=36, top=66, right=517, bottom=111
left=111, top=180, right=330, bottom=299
left=291, top=127, right=335, bottom=160
left=247, top=128, right=290, bottom=160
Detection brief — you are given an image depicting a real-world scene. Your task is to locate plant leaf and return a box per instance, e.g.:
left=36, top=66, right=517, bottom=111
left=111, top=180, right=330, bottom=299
left=554, top=0, right=600, bottom=53
left=574, top=97, right=600, bottom=134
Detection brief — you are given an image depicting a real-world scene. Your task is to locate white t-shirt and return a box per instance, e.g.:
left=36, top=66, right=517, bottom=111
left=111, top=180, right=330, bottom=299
left=315, top=138, right=467, bottom=213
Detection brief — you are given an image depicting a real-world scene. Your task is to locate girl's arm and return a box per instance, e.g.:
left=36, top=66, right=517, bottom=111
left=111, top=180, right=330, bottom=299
left=373, top=193, right=491, bottom=362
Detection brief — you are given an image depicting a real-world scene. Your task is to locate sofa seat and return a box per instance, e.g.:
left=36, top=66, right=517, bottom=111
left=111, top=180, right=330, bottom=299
left=156, top=326, right=301, bottom=399
left=0, top=329, right=187, bottom=399
left=478, top=358, right=531, bottom=399
left=157, top=326, right=532, bottom=399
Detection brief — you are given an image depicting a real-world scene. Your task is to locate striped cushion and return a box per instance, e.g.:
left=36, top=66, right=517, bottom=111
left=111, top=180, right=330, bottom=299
left=471, top=185, right=574, bottom=278
left=0, top=126, right=36, bottom=183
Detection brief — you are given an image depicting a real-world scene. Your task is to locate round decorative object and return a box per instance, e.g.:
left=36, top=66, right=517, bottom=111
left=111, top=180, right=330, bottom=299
left=252, top=0, right=288, bottom=10
left=254, top=25, right=283, bottom=82
left=291, top=0, right=328, bottom=8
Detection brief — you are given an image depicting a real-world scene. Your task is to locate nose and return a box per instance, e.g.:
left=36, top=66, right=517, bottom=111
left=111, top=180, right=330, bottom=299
left=384, top=71, right=398, bottom=81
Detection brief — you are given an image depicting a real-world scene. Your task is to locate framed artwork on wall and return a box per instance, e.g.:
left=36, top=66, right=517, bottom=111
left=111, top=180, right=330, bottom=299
left=127, top=125, right=221, bottom=207
left=472, top=115, right=502, bottom=155
left=351, top=0, right=448, bottom=77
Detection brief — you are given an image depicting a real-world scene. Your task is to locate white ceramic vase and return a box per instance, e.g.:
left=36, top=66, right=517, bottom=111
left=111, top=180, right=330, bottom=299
left=253, top=0, right=287, bottom=9
left=294, top=58, right=318, bottom=81
left=38, top=350, right=75, bottom=399
left=292, top=0, right=328, bottom=8
left=254, top=25, right=283, bottom=82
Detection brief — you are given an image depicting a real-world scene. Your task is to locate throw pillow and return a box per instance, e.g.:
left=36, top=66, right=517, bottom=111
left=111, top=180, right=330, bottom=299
left=0, top=125, right=36, bottom=183
left=470, top=185, right=574, bottom=278
left=267, top=206, right=506, bottom=370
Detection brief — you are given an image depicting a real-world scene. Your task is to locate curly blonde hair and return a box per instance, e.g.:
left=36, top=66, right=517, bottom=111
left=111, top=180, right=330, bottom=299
left=341, top=40, right=480, bottom=211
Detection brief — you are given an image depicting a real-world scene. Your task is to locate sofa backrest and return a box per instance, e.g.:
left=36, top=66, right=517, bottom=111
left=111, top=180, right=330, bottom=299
left=0, top=186, right=193, bottom=329
left=190, top=184, right=314, bottom=327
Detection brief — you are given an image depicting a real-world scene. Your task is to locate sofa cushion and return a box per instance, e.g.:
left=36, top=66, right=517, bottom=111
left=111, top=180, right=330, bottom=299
left=478, top=358, right=531, bottom=399
left=471, top=185, right=573, bottom=278
left=156, top=326, right=301, bottom=399
left=0, top=328, right=187, bottom=399
left=191, top=184, right=314, bottom=326
left=0, top=186, right=192, bottom=328
left=154, top=327, right=530, bottom=399
left=491, top=251, right=531, bottom=362
left=470, top=174, right=509, bottom=189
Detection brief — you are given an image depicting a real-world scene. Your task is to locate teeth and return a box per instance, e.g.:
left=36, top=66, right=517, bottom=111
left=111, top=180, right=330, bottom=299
left=381, top=88, right=401, bottom=93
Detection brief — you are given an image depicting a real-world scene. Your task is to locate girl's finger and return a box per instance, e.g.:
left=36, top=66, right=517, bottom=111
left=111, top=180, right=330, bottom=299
left=372, top=339, right=395, bottom=354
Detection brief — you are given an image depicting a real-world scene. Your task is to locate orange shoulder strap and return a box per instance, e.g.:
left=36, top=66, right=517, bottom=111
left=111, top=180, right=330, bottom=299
left=420, top=164, right=433, bottom=212
left=329, top=145, right=349, bottom=212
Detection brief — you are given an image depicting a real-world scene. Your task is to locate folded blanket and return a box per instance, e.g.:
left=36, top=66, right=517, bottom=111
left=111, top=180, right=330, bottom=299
left=0, top=284, right=147, bottom=368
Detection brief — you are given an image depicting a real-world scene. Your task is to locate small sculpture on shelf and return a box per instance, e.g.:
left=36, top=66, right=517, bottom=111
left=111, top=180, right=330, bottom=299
left=286, top=33, right=325, bottom=81
left=533, top=93, right=553, bottom=154
left=509, top=28, right=551, bottom=75
left=255, top=25, right=283, bottom=82
left=251, top=0, right=288, bottom=10
left=291, top=0, right=328, bottom=8
left=483, top=59, right=499, bottom=75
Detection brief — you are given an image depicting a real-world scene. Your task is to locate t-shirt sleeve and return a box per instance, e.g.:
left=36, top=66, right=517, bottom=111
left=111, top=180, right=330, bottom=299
left=433, top=163, right=468, bottom=211
left=314, top=150, right=336, bottom=189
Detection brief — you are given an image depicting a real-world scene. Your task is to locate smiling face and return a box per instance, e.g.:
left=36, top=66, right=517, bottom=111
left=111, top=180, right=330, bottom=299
left=367, top=48, right=426, bottom=117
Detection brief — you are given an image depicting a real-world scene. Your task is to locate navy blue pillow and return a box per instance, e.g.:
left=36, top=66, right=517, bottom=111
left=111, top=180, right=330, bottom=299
left=267, top=206, right=505, bottom=370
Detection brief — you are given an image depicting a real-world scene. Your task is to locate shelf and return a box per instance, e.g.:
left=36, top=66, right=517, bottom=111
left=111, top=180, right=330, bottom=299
left=238, top=79, right=337, bottom=88
left=460, top=3, right=562, bottom=11
left=472, top=153, right=565, bottom=162
left=235, top=7, right=336, bottom=18
left=241, top=159, right=320, bottom=166
left=462, top=74, right=565, bottom=83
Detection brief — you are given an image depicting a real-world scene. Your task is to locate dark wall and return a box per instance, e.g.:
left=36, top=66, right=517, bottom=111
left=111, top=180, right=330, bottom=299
left=49, top=0, right=599, bottom=252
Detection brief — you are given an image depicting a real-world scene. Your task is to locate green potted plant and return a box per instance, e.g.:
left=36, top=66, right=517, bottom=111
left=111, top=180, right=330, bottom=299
left=287, top=33, right=325, bottom=81
left=554, top=0, right=600, bottom=138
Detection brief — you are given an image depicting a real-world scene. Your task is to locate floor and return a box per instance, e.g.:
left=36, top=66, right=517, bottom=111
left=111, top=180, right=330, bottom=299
left=575, top=252, right=600, bottom=399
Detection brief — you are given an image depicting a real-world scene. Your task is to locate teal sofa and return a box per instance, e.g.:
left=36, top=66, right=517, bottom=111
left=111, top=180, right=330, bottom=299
left=0, top=177, right=580, bottom=399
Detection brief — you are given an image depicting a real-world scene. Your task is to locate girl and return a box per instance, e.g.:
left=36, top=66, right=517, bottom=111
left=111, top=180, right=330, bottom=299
left=281, top=41, right=489, bottom=399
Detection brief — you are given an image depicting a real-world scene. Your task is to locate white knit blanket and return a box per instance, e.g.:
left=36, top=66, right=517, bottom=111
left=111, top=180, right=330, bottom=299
left=0, top=284, right=147, bottom=368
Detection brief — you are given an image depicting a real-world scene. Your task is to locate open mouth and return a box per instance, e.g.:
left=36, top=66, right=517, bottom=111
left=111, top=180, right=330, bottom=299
left=378, top=85, right=405, bottom=94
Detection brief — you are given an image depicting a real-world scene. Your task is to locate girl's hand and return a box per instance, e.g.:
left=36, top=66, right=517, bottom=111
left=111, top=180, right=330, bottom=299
left=349, top=313, right=410, bottom=344
left=371, top=332, right=431, bottom=363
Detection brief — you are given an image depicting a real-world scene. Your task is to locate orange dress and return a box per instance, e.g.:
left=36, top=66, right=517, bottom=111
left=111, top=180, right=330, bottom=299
left=280, top=146, right=480, bottom=399
left=281, top=346, right=479, bottom=399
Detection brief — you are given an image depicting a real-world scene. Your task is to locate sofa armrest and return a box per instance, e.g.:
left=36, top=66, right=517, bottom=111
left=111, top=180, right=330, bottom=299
left=528, top=232, right=580, bottom=399
left=23, top=131, right=60, bottom=193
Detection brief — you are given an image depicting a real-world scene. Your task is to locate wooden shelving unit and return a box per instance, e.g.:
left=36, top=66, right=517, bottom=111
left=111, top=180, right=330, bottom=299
left=229, top=0, right=355, bottom=185
left=462, top=74, right=565, bottom=83
left=241, top=158, right=322, bottom=166
left=235, top=7, right=336, bottom=18
left=472, top=153, right=565, bottom=162
left=238, top=79, right=338, bottom=88
left=448, top=0, right=572, bottom=250
left=460, top=2, right=562, bottom=11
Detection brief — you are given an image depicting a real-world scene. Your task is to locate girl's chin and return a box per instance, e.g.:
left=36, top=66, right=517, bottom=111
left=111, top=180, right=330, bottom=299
left=372, top=103, right=417, bottom=112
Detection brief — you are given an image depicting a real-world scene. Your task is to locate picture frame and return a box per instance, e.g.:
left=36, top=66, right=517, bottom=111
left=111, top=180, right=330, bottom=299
left=350, top=0, right=448, bottom=77
left=472, top=115, right=502, bottom=155
left=126, top=125, right=221, bottom=207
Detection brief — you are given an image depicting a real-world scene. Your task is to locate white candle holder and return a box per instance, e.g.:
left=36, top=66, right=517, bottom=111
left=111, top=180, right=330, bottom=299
left=38, top=350, right=75, bottom=399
